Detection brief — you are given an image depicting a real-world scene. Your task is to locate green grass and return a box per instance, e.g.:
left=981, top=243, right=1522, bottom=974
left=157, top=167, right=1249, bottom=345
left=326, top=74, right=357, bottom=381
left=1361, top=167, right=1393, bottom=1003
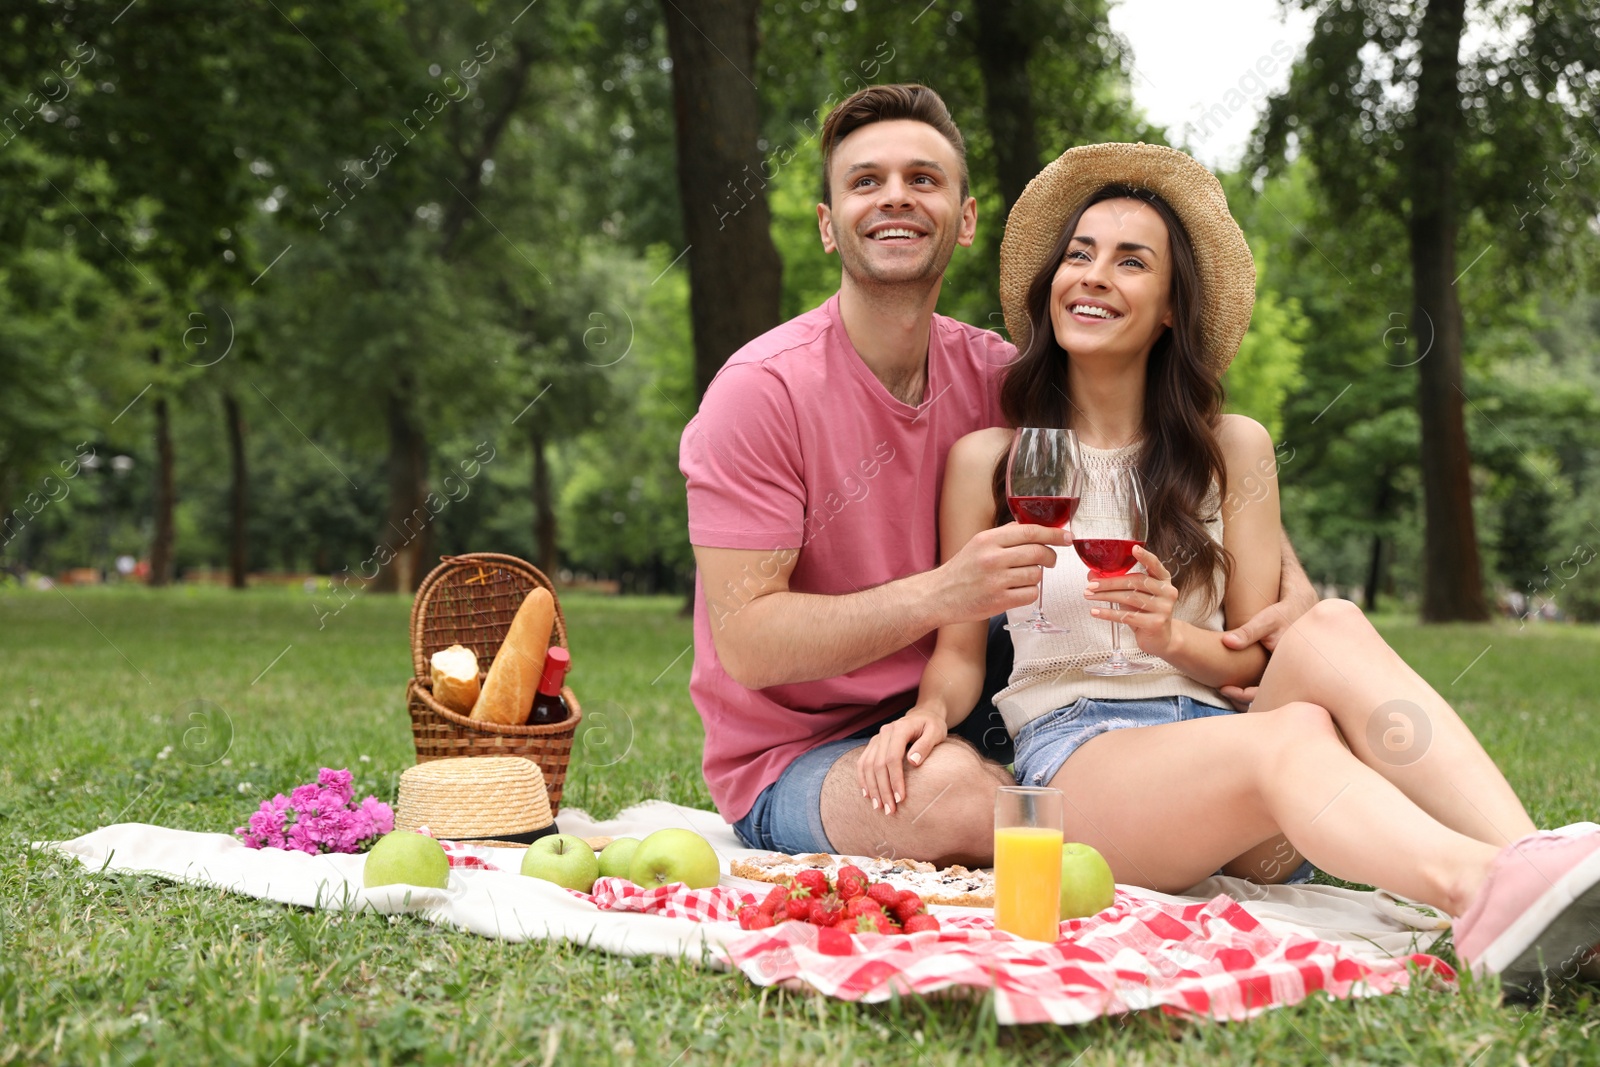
left=2, top=587, right=1598, bottom=1065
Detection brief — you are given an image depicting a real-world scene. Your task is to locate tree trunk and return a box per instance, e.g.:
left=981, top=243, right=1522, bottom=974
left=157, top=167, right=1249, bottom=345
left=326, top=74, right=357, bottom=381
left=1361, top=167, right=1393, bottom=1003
left=148, top=347, right=176, bottom=587
left=970, top=0, right=1040, bottom=217
left=1363, top=476, right=1391, bottom=612
left=660, top=0, right=783, bottom=401
left=1408, top=0, right=1487, bottom=622
left=223, top=391, right=249, bottom=589
left=529, top=420, right=557, bottom=576
left=372, top=384, right=431, bottom=594
left=1363, top=535, right=1384, bottom=612
left=440, top=42, right=536, bottom=258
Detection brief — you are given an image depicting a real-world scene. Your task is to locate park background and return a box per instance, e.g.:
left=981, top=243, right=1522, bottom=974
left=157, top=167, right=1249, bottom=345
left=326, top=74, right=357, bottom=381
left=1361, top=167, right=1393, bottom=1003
left=3, top=0, right=1599, bottom=620
left=5, top=1, right=1600, bottom=1063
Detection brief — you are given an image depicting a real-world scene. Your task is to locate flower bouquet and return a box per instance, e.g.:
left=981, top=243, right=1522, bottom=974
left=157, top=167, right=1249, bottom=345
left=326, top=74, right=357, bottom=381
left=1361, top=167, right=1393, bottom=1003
left=236, top=768, right=393, bottom=854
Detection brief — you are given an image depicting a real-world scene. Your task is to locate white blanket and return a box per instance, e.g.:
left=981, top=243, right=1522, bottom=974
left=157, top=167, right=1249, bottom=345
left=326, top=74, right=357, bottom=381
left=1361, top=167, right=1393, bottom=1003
left=39, top=800, right=1450, bottom=967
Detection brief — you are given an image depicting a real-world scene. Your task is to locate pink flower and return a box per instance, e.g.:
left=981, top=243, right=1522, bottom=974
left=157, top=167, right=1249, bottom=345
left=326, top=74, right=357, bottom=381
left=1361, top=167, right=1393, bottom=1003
left=289, top=782, right=322, bottom=814
left=360, top=796, right=394, bottom=835
left=234, top=769, right=394, bottom=855
left=317, top=768, right=354, bottom=808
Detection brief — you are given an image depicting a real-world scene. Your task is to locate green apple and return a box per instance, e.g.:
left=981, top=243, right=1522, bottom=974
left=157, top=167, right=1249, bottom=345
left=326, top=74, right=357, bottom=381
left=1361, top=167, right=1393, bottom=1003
left=597, top=838, right=641, bottom=880
left=627, top=828, right=720, bottom=890
left=521, top=833, right=600, bottom=892
left=363, top=831, right=450, bottom=890
left=1059, top=841, right=1116, bottom=919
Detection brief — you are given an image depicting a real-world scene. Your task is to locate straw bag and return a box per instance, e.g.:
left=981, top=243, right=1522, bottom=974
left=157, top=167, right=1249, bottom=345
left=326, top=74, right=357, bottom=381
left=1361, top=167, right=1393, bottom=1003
left=406, top=552, right=583, bottom=812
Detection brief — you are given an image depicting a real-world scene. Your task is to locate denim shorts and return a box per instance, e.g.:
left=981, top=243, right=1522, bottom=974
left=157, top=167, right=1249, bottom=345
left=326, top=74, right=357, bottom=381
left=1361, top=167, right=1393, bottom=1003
left=1013, top=695, right=1316, bottom=885
left=733, top=669, right=1016, bottom=856
left=732, top=731, right=865, bottom=855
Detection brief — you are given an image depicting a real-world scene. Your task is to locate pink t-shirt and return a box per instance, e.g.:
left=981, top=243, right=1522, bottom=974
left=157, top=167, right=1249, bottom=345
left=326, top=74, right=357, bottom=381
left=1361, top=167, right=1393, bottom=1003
left=679, top=294, right=1011, bottom=821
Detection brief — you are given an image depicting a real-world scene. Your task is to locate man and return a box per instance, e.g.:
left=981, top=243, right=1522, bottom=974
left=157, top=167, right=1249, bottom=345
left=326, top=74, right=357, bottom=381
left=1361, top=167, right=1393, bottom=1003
left=680, top=84, right=1312, bottom=867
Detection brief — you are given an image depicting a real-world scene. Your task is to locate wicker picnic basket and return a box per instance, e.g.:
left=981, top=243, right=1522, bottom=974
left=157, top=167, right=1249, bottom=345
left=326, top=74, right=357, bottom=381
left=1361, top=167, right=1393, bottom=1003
left=406, top=552, right=582, bottom=812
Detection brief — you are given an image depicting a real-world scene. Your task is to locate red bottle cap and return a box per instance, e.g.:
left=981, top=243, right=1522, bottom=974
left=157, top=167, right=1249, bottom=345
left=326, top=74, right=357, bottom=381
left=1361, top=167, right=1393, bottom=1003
left=537, top=646, right=570, bottom=695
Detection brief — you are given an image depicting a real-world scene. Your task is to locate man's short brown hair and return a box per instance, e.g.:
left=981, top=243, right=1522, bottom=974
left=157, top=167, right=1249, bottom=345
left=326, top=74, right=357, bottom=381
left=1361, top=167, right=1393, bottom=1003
left=818, top=83, right=968, bottom=205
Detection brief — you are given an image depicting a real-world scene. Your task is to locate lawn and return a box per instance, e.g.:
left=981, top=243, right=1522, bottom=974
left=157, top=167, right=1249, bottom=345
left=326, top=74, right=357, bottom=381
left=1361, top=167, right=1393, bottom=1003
left=2, top=586, right=1599, bottom=1065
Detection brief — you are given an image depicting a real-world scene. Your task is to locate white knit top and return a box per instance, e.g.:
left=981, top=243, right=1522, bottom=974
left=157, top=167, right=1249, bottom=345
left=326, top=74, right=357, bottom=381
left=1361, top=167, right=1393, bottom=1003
left=993, top=440, right=1228, bottom=735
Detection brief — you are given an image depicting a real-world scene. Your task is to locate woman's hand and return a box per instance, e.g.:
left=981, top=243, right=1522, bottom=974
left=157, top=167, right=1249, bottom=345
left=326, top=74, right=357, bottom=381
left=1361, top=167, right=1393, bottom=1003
left=856, top=706, right=949, bottom=815
left=1085, top=545, right=1179, bottom=659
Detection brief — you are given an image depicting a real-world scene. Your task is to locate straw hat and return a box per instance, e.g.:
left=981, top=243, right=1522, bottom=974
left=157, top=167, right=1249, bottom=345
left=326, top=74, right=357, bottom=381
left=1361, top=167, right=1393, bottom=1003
left=396, top=756, right=556, bottom=847
left=999, top=142, right=1255, bottom=375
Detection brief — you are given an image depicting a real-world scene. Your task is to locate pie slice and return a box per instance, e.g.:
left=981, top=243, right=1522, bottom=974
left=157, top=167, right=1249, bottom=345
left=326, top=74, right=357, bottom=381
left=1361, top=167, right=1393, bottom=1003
left=729, top=851, right=995, bottom=908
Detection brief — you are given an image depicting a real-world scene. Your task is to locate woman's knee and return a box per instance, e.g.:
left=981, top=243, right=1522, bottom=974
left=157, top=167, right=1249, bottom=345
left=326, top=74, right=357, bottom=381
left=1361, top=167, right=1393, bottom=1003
left=1262, top=701, right=1341, bottom=752
left=1290, top=597, right=1373, bottom=643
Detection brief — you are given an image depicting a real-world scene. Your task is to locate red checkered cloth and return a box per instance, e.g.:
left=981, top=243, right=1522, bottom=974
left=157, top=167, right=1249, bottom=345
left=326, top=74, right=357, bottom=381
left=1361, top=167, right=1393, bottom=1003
left=436, top=843, right=1452, bottom=1025
left=722, top=892, right=1454, bottom=1025
left=588, top=876, right=751, bottom=921
left=589, top=880, right=1452, bottom=1025
left=439, top=840, right=498, bottom=870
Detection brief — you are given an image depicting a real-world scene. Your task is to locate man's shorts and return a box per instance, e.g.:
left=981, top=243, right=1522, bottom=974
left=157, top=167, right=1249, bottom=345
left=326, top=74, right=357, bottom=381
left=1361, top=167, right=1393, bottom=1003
left=731, top=617, right=1017, bottom=855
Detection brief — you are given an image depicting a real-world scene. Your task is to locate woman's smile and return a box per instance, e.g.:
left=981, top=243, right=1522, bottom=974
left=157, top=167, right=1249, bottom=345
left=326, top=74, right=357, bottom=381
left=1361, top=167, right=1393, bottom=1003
left=1049, top=198, right=1172, bottom=358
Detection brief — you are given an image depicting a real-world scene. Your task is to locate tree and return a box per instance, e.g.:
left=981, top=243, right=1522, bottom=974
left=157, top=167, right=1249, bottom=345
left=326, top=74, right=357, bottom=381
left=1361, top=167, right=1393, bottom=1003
left=1260, top=0, right=1600, bottom=620
left=0, top=0, right=417, bottom=582
left=659, top=0, right=784, bottom=400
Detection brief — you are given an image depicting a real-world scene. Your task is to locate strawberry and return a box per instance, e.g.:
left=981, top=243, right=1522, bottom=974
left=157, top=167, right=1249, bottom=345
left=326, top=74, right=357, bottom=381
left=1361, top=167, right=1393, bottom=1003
left=793, top=869, right=829, bottom=900
left=760, top=885, right=789, bottom=914
left=808, top=893, right=844, bottom=927
left=845, top=897, right=882, bottom=920
left=889, top=889, right=925, bottom=925
left=902, top=913, right=941, bottom=934
left=833, top=918, right=860, bottom=934
left=854, top=911, right=894, bottom=935
left=834, top=865, right=869, bottom=901
left=738, top=906, right=775, bottom=930
left=866, top=882, right=900, bottom=910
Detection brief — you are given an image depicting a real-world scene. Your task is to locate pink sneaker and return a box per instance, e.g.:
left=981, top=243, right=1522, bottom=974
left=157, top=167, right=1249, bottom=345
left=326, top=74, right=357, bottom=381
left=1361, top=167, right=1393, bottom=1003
left=1453, top=829, right=1600, bottom=994
left=1580, top=944, right=1600, bottom=984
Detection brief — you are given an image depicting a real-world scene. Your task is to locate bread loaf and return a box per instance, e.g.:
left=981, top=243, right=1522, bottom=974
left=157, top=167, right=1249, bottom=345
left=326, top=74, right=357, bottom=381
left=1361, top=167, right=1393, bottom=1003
left=470, top=587, right=555, bottom=725
left=429, top=644, right=480, bottom=714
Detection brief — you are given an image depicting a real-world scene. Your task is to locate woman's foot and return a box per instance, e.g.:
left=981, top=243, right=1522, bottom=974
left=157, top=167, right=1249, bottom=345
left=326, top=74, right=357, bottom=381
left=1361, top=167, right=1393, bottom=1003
left=1452, top=829, right=1600, bottom=996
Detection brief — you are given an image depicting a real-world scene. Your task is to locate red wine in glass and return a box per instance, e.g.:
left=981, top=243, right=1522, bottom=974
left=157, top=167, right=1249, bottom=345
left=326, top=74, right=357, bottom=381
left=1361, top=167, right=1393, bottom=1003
left=1073, top=466, right=1153, bottom=675
left=1003, top=428, right=1081, bottom=634
left=1072, top=537, right=1142, bottom=578
left=1009, top=495, right=1079, bottom=529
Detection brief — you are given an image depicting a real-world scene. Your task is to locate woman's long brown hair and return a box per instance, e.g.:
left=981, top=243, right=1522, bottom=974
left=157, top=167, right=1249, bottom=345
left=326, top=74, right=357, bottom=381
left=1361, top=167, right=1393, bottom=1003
left=991, top=184, right=1231, bottom=607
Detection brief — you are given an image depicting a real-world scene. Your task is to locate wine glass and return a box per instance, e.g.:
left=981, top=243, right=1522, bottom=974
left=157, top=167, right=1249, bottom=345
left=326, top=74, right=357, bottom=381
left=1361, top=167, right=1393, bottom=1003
left=1004, top=427, right=1080, bottom=635
left=1073, top=465, right=1153, bottom=675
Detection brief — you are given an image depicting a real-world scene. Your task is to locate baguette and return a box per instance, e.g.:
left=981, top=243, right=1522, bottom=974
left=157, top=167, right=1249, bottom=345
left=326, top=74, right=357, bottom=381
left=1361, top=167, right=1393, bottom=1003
left=429, top=644, right=480, bottom=714
left=470, top=587, right=555, bottom=725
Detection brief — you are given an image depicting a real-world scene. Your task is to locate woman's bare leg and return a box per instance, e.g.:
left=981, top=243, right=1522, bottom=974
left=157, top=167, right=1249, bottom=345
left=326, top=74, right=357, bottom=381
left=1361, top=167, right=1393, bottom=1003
left=1250, top=599, right=1536, bottom=848
left=1220, top=834, right=1305, bottom=884
left=1047, top=701, right=1499, bottom=914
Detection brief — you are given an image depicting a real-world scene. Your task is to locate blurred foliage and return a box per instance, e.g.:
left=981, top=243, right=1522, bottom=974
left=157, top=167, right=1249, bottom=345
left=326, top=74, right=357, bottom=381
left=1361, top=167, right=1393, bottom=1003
left=1, top=0, right=1598, bottom=619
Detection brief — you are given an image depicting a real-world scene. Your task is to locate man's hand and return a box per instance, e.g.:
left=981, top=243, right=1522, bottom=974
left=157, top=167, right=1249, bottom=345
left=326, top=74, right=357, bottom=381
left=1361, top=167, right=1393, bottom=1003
left=934, top=523, right=1067, bottom=625
left=856, top=706, right=949, bottom=815
left=1218, top=565, right=1319, bottom=709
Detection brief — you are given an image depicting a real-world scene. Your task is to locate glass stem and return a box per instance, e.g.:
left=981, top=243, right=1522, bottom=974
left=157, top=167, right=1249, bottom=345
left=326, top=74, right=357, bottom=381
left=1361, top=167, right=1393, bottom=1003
left=1106, top=605, right=1126, bottom=665
left=1034, top=576, right=1046, bottom=619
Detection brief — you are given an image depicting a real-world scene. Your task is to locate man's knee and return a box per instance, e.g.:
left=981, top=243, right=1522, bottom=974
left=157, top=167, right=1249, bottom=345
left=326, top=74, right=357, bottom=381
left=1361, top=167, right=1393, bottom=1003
left=906, top=737, right=1011, bottom=805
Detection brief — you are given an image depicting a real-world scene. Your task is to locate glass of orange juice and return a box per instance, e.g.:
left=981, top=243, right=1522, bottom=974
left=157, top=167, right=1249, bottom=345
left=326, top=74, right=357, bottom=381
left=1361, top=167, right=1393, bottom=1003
left=994, top=785, right=1064, bottom=941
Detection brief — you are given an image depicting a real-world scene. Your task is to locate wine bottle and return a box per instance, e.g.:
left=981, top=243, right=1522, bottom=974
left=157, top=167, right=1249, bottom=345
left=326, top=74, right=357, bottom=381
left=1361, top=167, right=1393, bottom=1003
left=527, top=646, right=571, bottom=726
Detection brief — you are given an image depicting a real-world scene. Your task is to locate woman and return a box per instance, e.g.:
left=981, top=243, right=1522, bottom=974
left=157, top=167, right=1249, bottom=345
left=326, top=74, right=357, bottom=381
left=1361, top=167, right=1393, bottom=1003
left=857, top=143, right=1600, bottom=993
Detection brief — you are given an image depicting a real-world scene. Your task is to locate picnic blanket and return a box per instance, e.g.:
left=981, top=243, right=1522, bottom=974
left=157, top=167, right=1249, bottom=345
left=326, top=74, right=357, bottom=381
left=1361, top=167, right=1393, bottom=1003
left=39, top=800, right=1456, bottom=1026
